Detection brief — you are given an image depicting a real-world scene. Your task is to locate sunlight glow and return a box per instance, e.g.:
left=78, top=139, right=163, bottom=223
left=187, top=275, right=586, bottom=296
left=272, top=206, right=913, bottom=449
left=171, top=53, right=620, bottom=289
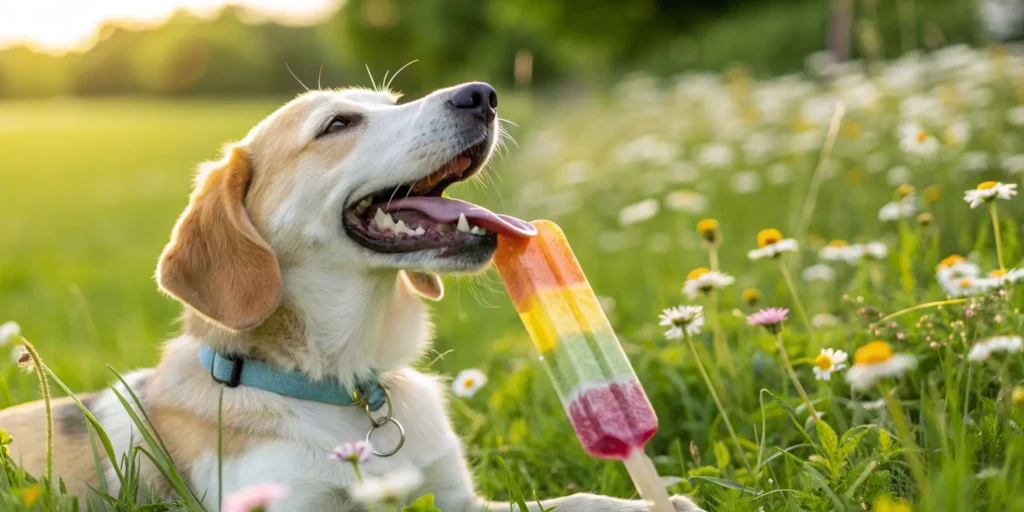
left=0, top=0, right=338, bottom=53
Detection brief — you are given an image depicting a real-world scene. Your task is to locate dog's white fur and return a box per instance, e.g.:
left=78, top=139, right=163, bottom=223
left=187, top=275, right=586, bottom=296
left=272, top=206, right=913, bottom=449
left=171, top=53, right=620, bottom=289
left=0, top=84, right=700, bottom=511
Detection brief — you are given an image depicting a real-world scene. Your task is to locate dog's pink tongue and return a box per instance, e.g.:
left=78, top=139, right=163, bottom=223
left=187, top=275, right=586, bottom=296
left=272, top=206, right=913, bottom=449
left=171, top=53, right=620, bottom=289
left=383, top=197, right=537, bottom=238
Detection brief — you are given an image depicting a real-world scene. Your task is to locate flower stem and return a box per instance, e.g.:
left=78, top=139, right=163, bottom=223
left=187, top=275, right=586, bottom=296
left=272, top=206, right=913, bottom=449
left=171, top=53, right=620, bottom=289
left=709, top=292, right=737, bottom=381
left=708, top=245, right=720, bottom=272
left=778, top=262, right=815, bottom=339
left=684, top=332, right=753, bottom=475
left=990, top=202, right=1006, bottom=271
left=878, top=299, right=966, bottom=323
left=21, top=339, right=52, bottom=482
left=880, top=383, right=929, bottom=499
left=775, top=333, right=818, bottom=418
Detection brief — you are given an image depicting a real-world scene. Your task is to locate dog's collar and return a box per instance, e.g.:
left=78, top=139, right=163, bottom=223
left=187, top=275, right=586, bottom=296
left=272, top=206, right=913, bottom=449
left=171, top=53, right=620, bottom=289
left=198, top=345, right=387, bottom=411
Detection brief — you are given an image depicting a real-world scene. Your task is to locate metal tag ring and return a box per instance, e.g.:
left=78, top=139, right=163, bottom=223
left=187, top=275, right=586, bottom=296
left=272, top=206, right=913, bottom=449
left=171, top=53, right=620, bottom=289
left=365, top=416, right=406, bottom=457
left=363, top=387, right=393, bottom=427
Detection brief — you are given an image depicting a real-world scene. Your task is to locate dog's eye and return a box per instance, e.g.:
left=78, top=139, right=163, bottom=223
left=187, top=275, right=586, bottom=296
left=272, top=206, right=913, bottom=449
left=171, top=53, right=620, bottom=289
left=320, top=115, right=354, bottom=136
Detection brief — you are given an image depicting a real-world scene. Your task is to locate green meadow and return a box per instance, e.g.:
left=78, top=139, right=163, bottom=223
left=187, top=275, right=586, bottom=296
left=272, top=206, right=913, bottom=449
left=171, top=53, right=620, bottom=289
left=4, top=45, right=1024, bottom=510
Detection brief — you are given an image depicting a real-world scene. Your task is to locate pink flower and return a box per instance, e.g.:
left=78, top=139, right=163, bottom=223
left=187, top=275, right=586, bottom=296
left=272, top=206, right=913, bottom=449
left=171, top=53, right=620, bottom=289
left=329, top=440, right=374, bottom=464
left=747, top=308, right=790, bottom=333
left=222, top=482, right=288, bottom=512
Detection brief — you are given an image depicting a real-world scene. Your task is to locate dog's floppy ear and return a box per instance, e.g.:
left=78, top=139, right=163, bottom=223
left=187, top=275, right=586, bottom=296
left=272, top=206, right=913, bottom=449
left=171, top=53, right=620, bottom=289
left=157, top=146, right=282, bottom=331
left=400, top=271, right=444, bottom=301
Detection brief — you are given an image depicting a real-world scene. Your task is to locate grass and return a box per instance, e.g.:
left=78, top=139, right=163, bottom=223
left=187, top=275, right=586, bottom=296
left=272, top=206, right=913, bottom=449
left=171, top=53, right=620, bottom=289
left=3, top=44, right=1024, bottom=510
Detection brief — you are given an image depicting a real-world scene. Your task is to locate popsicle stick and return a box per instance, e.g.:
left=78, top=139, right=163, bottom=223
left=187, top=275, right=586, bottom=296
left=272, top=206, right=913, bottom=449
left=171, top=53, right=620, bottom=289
left=624, top=450, right=675, bottom=512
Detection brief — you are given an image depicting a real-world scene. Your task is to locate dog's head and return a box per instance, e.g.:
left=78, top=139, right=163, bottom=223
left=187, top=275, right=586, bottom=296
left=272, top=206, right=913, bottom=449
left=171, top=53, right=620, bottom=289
left=156, top=83, right=533, bottom=331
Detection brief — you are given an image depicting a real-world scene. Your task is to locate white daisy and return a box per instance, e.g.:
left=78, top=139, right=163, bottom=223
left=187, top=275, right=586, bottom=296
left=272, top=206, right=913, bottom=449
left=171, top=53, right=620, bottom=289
left=845, top=341, right=918, bottom=390
left=943, top=118, right=971, bottom=146
left=664, top=190, right=708, bottom=214
left=898, top=122, right=940, bottom=157
left=936, top=255, right=981, bottom=284
left=452, top=369, right=488, bottom=398
left=968, top=335, right=1024, bottom=363
left=0, top=321, right=21, bottom=346
left=819, top=241, right=861, bottom=263
left=860, top=242, right=888, bottom=260
left=811, top=313, right=840, bottom=328
left=348, top=467, right=424, bottom=506
left=659, top=305, right=705, bottom=339
left=964, top=181, right=1017, bottom=209
left=996, top=268, right=1024, bottom=287
left=618, top=199, right=660, bottom=226
left=802, top=264, right=836, bottom=282
left=748, top=229, right=798, bottom=260
left=812, top=348, right=849, bottom=381
left=730, top=171, right=763, bottom=195
left=697, top=143, right=734, bottom=168
left=878, top=198, right=916, bottom=222
left=682, top=269, right=735, bottom=298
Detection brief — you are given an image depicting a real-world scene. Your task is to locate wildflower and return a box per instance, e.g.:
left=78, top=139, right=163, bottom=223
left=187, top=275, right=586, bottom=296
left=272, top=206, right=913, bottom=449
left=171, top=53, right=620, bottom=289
left=887, top=166, right=911, bottom=186
left=659, top=305, right=705, bottom=339
left=967, top=335, right=1024, bottom=363
left=0, top=322, right=19, bottom=346
left=748, top=229, right=798, bottom=260
left=746, top=308, right=789, bottom=334
left=996, top=268, right=1024, bottom=286
left=348, top=467, right=424, bottom=506
left=618, top=199, right=659, bottom=225
left=730, top=171, right=762, bottom=195
left=329, top=440, right=373, bottom=465
left=21, top=485, right=40, bottom=507
left=682, top=268, right=735, bottom=298
left=222, top=482, right=288, bottom=512
left=917, top=212, right=934, bottom=226
left=801, top=264, right=835, bottom=282
left=943, top=119, right=970, bottom=145
left=878, top=198, right=916, bottom=222
left=895, top=184, right=915, bottom=200
left=664, top=190, right=708, bottom=214
left=1013, top=387, right=1024, bottom=405
left=860, top=242, right=888, bottom=260
left=812, top=348, right=848, bottom=381
left=14, top=347, right=34, bottom=373
left=697, top=143, right=734, bottom=168
left=819, top=240, right=860, bottom=263
left=845, top=341, right=917, bottom=390
left=811, top=313, right=839, bottom=328
left=697, top=219, right=719, bottom=244
left=964, top=181, right=1017, bottom=208
left=936, top=254, right=981, bottom=286
left=923, top=185, right=942, bottom=203
left=873, top=496, right=912, bottom=512
left=452, top=369, right=488, bottom=398
left=898, top=122, right=939, bottom=157
left=742, top=288, right=761, bottom=307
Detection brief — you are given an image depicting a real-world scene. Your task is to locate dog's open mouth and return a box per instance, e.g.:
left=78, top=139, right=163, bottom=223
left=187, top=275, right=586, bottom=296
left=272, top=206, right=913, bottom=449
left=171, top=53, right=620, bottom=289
left=343, top=141, right=535, bottom=254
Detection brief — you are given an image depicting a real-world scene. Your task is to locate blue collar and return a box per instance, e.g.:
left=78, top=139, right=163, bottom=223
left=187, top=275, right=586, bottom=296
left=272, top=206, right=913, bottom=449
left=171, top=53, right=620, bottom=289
left=198, top=345, right=386, bottom=411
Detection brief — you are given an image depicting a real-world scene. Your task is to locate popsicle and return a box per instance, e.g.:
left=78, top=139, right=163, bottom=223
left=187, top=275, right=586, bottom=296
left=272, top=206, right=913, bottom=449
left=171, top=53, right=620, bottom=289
left=494, top=220, right=674, bottom=511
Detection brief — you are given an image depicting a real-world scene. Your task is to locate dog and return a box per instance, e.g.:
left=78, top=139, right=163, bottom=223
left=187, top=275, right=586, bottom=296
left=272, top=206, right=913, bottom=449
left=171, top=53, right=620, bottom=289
left=0, top=83, right=701, bottom=511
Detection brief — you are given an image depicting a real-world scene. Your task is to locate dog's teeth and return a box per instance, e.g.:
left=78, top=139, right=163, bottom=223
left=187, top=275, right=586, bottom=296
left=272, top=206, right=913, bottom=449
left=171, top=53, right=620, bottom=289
left=470, top=226, right=483, bottom=235
left=394, top=220, right=414, bottom=235
left=374, top=208, right=397, bottom=232
left=413, top=227, right=426, bottom=235
left=456, top=213, right=471, bottom=233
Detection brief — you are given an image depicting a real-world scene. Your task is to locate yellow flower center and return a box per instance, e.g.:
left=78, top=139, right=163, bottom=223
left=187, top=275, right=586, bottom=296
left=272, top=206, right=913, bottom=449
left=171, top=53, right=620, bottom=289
left=742, top=288, right=760, bottom=303
left=757, top=228, right=783, bottom=248
left=815, top=354, right=834, bottom=371
left=938, top=254, right=964, bottom=268
left=977, top=181, right=999, bottom=190
left=959, top=278, right=974, bottom=287
left=687, top=267, right=710, bottom=280
left=1012, top=387, right=1024, bottom=405
left=854, top=341, right=894, bottom=365
left=463, top=378, right=475, bottom=388
left=990, top=269, right=1007, bottom=278
left=828, top=239, right=848, bottom=248
left=896, top=184, right=915, bottom=199
left=697, top=219, right=719, bottom=234
left=915, top=131, right=928, bottom=143
left=924, top=185, right=941, bottom=203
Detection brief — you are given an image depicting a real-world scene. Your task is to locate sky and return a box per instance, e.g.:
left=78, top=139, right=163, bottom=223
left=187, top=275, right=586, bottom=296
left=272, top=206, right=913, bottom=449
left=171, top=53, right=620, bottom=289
left=0, top=0, right=338, bottom=53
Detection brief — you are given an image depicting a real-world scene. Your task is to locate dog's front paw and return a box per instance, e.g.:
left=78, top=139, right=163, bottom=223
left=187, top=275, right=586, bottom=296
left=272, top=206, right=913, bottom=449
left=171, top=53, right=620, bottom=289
left=671, top=494, right=704, bottom=512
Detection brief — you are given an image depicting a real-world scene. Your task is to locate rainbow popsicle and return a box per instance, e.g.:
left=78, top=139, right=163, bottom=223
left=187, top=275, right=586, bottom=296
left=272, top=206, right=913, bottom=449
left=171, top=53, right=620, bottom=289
left=493, top=220, right=658, bottom=460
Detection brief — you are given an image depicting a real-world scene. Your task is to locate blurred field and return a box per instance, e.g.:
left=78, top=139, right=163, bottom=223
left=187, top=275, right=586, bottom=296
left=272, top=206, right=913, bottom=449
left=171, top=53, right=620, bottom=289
left=5, top=45, right=1024, bottom=510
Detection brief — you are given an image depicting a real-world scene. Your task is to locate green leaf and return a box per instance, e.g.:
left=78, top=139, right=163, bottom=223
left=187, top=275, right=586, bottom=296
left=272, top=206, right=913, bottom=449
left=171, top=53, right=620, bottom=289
left=838, top=429, right=868, bottom=463
left=403, top=494, right=442, bottom=512
left=878, top=429, right=895, bottom=459
left=816, top=420, right=838, bottom=462
left=714, top=441, right=731, bottom=471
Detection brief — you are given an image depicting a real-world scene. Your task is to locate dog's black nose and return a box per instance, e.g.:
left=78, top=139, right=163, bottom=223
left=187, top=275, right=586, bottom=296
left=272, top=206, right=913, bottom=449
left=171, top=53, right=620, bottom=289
left=448, top=82, right=497, bottom=121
